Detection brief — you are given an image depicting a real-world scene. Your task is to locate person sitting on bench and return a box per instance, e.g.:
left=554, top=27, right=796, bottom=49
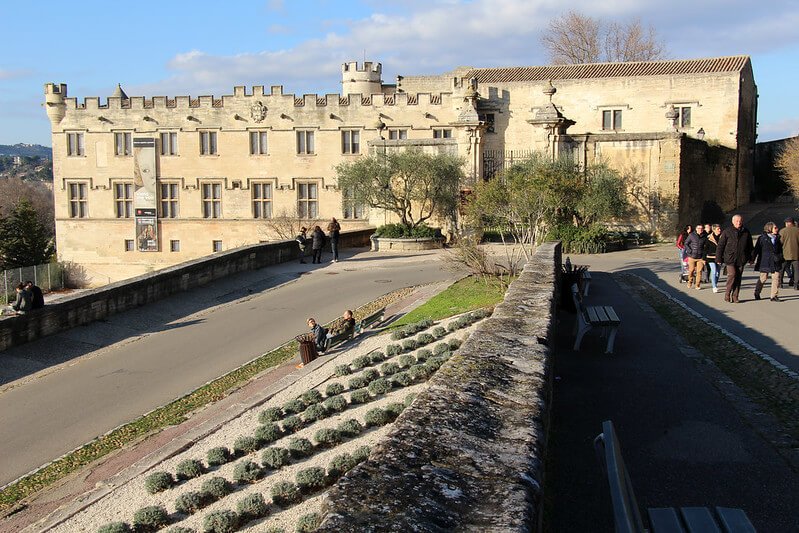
left=328, top=310, right=355, bottom=337
left=307, top=317, right=327, bottom=353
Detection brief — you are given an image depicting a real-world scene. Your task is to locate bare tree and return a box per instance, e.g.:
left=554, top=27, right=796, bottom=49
left=258, top=206, right=322, bottom=242
left=776, top=136, right=799, bottom=199
left=541, top=11, right=667, bottom=64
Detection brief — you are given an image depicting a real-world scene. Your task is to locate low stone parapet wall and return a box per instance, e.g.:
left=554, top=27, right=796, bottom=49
left=0, top=230, right=374, bottom=353
left=318, top=241, right=561, bottom=531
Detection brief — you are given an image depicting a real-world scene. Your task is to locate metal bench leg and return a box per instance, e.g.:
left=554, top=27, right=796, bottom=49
left=605, top=326, right=618, bottom=354
left=583, top=280, right=591, bottom=297
left=574, top=322, right=590, bottom=350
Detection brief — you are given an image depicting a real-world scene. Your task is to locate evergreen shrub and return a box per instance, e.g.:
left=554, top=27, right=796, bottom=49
left=401, top=339, right=418, bottom=351
left=352, top=445, right=371, bottom=463
left=325, top=382, right=345, bottom=396
left=165, top=528, right=195, bottom=533
left=385, top=344, right=401, bottom=356
left=201, top=477, right=234, bottom=501
left=296, top=513, right=322, bottom=533
left=144, top=471, right=175, bottom=494
left=261, top=447, right=291, bottom=469
left=295, top=466, right=327, bottom=493
left=446, top=321, right=459, bottom=332
left=327, top=453, right=357, bottom=478
left=287, top=437, right=314, bottom=458
left=255, top=423, right=282, bottom=445
left=349, top=388, right=371, bottom=404
left=97, top=522, right=131, bottom=533
left=300, top=389, right=323, bottom=406
left=323, top=394, right=347, bottom=413
left=432, top=326, right=446, bottom=338
left=368, top=377, right=392, bottom=395
left=176, top=459, right=204, bottom=481
left=351, top=355, right=371, bottom=369
left=270, top=481, right=301, bottom=507
left=334, top=364, right=352, bottom=377
left=416, top=333, right=434, bottom=345
left=236, top=492, right=269, bottom=520
left=449, top=338, right=462, bottom=350
left=364, top=408, right=390, bottom=427
left=233, top=436, right=259, bottom=455
left=314, top=427, right=342, bottom=448
left=232, top=459, right=263, bottom=484
left=415, top=349, right=431, bottom=362
left=258, top=407, right=283, bottom=424
left=398, top=354, right=416, bottom=368
left=201, top=510, right=238, bottom=533
left=433, top=343, right=450, bottom=355
left=348, top=375, right=369, bottom=389
left=384, top=402, right=406, bottom=420
left=391, top=371, right=412, bottom=388
left=408, top=364, right=430, bottom=382
left=207, top=447, right=232, bottom=467
left=302, top=403, right=327, bottom=423
left=380, top=362, right=400, bottom=376
left=281, top=415, right=303, bottom=433
left=175, top=491, right=208, bottom=515
left=369, top=351, right=386, bottom=363
left=362, top=368, right=380, bottom=382
left=282, top=399, right=305, bottom=415
left=336, top=418, right=363, bottom=438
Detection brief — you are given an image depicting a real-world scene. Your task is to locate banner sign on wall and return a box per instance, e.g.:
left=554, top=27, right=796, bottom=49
left=133, top=138, right=158, bottom=252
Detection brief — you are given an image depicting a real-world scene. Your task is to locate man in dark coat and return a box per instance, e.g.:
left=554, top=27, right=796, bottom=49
left=716, top=214, right=754, bottom=303
left=25, top=281, right=45, bottom=309
left=779, top=217, right=799, bottom=289
left=311, top=226, right=325, bottom=264
left=752, top=221, right=783, bottom=301
left=683, top=223, right=707, bottom=289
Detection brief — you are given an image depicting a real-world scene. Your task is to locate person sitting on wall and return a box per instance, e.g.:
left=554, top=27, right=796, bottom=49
left=3, top=283, right=32, bottom=316
left=25, top=281, right=45, bottom=310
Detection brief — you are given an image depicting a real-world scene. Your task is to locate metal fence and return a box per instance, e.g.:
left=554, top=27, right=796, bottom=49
left=2, top=263, right=65, bottom=305
left=482, top=149, right=536, bottom=180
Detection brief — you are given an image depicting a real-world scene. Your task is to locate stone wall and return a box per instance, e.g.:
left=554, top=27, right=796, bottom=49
left=318, top=241, right=560, bottom=532
left=0, top=230, right=373, bottom=353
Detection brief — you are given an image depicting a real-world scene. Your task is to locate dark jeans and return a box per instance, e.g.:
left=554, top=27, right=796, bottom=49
left=781, top=259, right=798, bottom=288
left=331, top=238, right=339, bottom=261
left=312, top=248, right=323, bottom=263
left=725, top=264, right=745, bottom=301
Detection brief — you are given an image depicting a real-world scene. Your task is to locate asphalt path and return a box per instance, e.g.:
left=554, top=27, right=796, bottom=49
left=0, top=248, right=456, bottom=486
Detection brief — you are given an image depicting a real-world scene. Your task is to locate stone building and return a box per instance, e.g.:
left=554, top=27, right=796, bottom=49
left=45, top=55, right=756, bottom=285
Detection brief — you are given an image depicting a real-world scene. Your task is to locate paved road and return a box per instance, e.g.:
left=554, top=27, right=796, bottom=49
left=0, top=248, right=456, bottom=486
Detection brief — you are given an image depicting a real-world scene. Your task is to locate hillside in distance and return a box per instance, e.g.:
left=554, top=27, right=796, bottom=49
left=0, top=144, right=52, bottom=158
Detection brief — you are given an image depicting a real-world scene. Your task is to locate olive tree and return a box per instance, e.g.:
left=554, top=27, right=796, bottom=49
left=335, top=149, right=463, bottom=230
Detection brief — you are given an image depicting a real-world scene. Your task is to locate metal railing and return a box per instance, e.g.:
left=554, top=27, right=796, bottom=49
left=2, top=263, right=65, bottom=304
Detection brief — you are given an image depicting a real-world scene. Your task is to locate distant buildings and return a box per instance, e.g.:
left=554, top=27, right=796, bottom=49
left=45, top=56, right=756, bottom=285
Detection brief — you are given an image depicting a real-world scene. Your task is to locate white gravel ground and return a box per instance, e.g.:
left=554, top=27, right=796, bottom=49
left=49, top=315, right=479, bottom=533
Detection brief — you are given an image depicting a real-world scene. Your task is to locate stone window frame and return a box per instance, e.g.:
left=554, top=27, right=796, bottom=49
left=67, top=181, right=89, bottom=218
left=170, top=240, right=180, bottom=252
left=297, top=180, right=319, bottom=219
left=251, top=180, right=274, bottom=219
left=249, top=130, right=268, bottom=155
left=601, top=109, right=624, bottom=131
left=432, top=128, right=452, bottom=139
left=341, top=129, right=360, bottom=154
left=342, top=185, right=366, bottom=220
left=124, top=239, right=135, bottom=252
left=199, top=130, right=218, bottom=156
left=159, top=181, right=180, bottom=218
left=66, top=132, right=85, bottom=157
left=212, top=240, right=223, bottom=252
left=388, top=128, right=408, bottom=140
left=113, top=181, right=134, bottom=218
left=113, top=132, right=132, bottom=156
left=201, top=181, right=223, bottom=219
left=160, top=131, right=179, bottom=156
left=296, top=130, right=316, bottom=155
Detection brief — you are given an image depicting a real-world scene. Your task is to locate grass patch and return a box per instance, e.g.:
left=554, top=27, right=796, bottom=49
left=0, top=288, right=411, bottom=514
left=389, top=275, right=508, bottom=329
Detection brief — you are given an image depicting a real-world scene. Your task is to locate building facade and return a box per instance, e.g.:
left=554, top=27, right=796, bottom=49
left=45, top=56, right=756, bottom=285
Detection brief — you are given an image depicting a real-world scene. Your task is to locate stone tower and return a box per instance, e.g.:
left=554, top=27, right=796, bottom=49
left=44, top=83, right=67, bottom=124
left=341, top=61, right=383, bottom=96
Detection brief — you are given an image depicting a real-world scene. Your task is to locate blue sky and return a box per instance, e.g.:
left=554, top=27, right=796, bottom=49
left=1, top=0, right=798, bottom=146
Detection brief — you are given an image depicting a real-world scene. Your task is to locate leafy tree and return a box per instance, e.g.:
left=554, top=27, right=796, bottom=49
left=576, top=163, right=628, bottom=226
left=541, top=11, right=667, bottom=64
left=335, top=148, right=463, bottom=229
left=0, top=199, right=56, bottom=268
left=776, top=136, right=799, bottom=199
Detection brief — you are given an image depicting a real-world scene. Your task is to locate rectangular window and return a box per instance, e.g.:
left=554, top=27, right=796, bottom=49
left=212, top=240, right=223, bottom=252
left=479, top=113, right=496, bottom=133
left=433, top=128, right=452, bottom=139
left=124, top=239, right=135, bottom=252
left=170, top=240, right=180, bottom=252
left=67, top=132, right=85, bottom=156
left=114, top=132, right=132, bottom=156
left=160, top=132, right=178, bottom=155
left=343, top=186, right=365, bottom=220
left=249, top=131, right=268, bottom=155
left=68, top=182, right=88, bottom=218
left=602, top=110, right=623, bottom=131
left=679, top=106, right=691, bottom=128
left=159, top=183, right=179, bottom=218
left=388, top=129, right=408, bottom=140
left=200, top=131, right=218, bottom=155
left=341, top=130, right=360, bottom=154
left=296, top=130, right=315, bottom=155
left=297, top=182, right=318, bottom=219
left=202, top=183, right=222, bottom=218
left=114, top=182, right=134, bottom=218
left=252, top=182, right=273, bottom=219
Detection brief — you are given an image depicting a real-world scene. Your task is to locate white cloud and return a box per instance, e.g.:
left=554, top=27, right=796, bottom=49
left=127, top=0, right=799, bottom=99
left=759, top=117, right=799, bottom=142
left=0, top=69, right=31, bottom=81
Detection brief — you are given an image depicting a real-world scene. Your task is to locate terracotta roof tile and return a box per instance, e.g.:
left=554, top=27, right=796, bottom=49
left=463, top=56, right=750, bottom=83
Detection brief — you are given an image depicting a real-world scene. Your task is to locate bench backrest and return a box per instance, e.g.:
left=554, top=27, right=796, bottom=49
left=571, top=283, right=588, bottom=316
left=594, top=420, right=646, bottom=533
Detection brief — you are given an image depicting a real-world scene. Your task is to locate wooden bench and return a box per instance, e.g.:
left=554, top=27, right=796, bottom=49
left=571, top=284, right=620, bottom=354
left=582, top=270, right=592, bottom=296
left=594, top=420, right=756, bottom=533
left=325, top=307, right=386, bottom=351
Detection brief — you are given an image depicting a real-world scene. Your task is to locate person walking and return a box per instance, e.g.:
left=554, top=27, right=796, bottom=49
left=704, top=224, right=722, bottom=293
left=676, top=224, right=692, bottom=263
left=327, top=217, right=341, bottom=262
left=779, top=216, right=799, bottom=289
left=683, top=223, right=707, bottom=289
left=701, top=223, right=712, bottom=282
left=716, top=214, right=754, bottom=303
left=295, top=227, right=308, bottom=264
left=752, top=221, right=783, bottom=302
left=311, top=225, right=325, bottom=264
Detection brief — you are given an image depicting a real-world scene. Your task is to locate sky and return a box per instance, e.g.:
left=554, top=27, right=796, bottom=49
left=1, top=0, right=798, bottom=147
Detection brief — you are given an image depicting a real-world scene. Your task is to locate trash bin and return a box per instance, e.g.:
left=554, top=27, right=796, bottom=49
left=296, top=334, right=318, bottom=365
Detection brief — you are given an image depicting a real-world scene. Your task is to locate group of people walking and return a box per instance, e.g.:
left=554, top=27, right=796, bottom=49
left=295, top=218, right=342, bottom=264
left=3, top=281, right=45, bottom=316
left=677, top=214, right=799, bottom=303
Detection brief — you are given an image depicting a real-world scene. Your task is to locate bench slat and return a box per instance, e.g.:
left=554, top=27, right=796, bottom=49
left=648, top=507, right=685, bottom=533
left=715, top=507, right=756, bottom=533
left=603, top=306, right=621, bottom=324
left=680, top=507, right=721, bottom=533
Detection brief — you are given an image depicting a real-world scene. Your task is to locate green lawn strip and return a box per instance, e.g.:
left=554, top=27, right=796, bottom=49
left=624, top=275, right=799, bottom=444
left=388, top=276, right=509, bottom=330
left=0, top=288, right=411, bottom=514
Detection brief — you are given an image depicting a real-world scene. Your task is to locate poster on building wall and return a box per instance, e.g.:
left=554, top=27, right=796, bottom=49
left=133, top=138, right=158, bottom=252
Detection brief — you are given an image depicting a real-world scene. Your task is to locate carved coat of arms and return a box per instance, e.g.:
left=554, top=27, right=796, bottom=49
left=250, top=101, right=267, bottom=122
